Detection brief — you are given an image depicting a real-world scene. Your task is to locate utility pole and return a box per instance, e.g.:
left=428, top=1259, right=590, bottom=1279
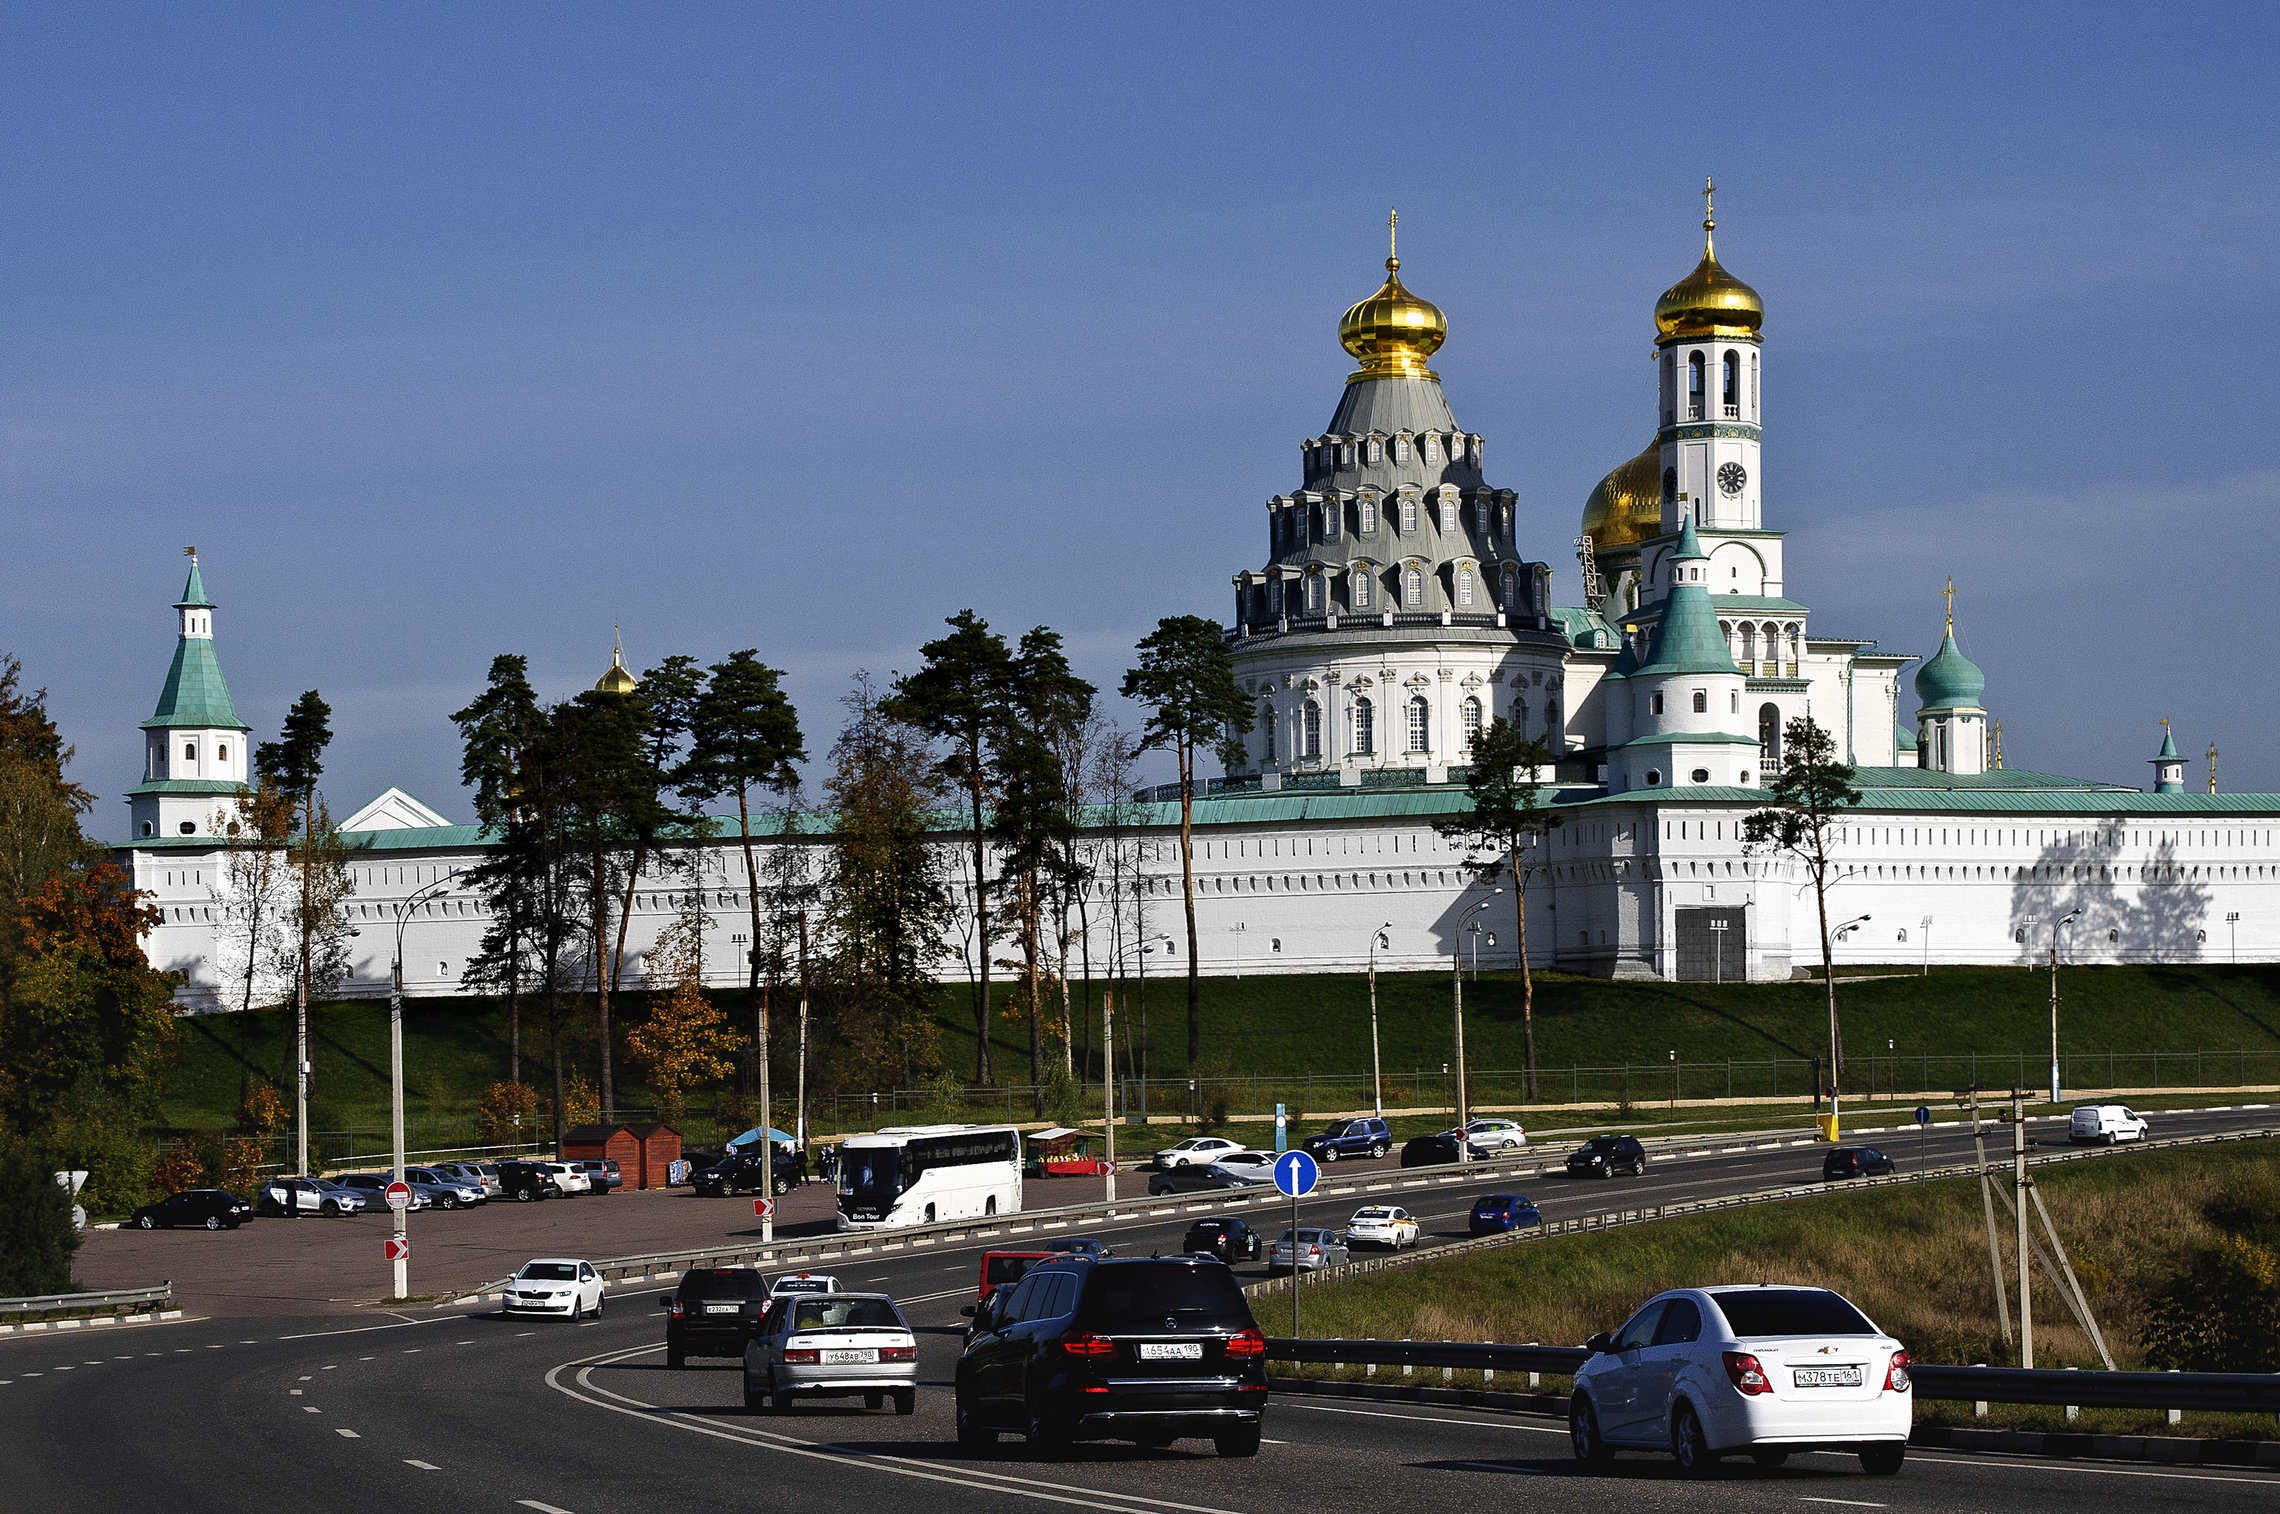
left=1102, top=984, right=1117, bottom=1204
left=1971, top=1087, right=2012, bottom=1352
left=296, top=969, right=310, bottom=1178
left=2049, top=910, right=2079, bottom=1105
left=1452, top=892, right=1499, bottom=1154
left=2012, top=1090, right=2033, bottom=1369
left=795, top=910, right=810, bottom=1152
left=1366, top=922, right=1391, bottom=1118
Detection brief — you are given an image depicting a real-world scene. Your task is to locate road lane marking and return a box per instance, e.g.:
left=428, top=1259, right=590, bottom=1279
left=1280, top=1400, right=1566, bottom=1435
left=517, top=1502, right=575, bottom=1514
left=304, top=1406, right=322, bottom=1413
left=1452, top=1461, right=1545, bottom=1475
left=1902, top=1451, right=2280, bottom=1487
left=289, top=1388, right=303, bottom=1395
left=1798, top=1500, right=1885, bottom=1508
left=335, top=1428, right=360, bottom=1438
left=405, top=1460, right=440, bottom=1471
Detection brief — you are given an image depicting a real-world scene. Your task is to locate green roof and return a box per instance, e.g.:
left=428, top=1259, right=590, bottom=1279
left=141, top=636, right=246, bottom=731
left=1914, top=630, right=1985, bottom=710
left=1609, top=731, right=1762, bottom=749
left=175, top=561, right=214, bottom=609
left=2154, top=727, right=2180, bottom=761
left=1636, top=582, right=1740, bottom=677
left=124, top=778, right=249, bottom=797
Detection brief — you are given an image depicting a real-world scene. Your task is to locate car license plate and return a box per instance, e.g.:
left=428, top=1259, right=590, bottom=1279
left=1139, top=1342, right=1203, bottom=1361
left=1792, top=1366, right=1863, bottom=1388
left=704, top=1304, right=740, bottom=1314
left=822, top=1348, right=876, bottom=1364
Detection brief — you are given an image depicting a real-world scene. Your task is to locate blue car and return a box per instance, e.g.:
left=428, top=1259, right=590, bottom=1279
left=1468, top=1193, right=1542, bottom=1235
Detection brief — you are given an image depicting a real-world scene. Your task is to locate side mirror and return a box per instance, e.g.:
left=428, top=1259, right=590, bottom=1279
left=959, top=1305, right=976, bottom=1318
left=1585, top=1332, right=1615, bottom=1354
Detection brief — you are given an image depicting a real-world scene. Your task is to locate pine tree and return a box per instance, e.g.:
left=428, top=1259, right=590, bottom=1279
left=1121, top=616, right=1252, bottom=1075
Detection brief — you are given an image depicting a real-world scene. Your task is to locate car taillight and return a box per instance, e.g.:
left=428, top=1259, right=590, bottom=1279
left=1058, top=1331, right=1116, bottom=1358
left=1224, top=1328, right=1266, bottom=1358
left=1884, top=1350, right=1912, bottom=1392
left=1723, top=1351, right=1772, bottom=1395
left=880, top=1345, right=916, bottom=1362
left=783, top=1349, right=820, bottom=1364
left=669, top=1299, right=685, bottom=1318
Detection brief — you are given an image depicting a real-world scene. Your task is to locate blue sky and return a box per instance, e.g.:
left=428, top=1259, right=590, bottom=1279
left=6, top=3, right=2277, bottom=836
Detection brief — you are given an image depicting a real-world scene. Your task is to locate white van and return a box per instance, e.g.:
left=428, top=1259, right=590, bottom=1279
left=2069, top=1105, right=2149, bottom=1145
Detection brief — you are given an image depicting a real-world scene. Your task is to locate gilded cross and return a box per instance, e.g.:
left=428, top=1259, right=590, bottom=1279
left=1388, top=208, right=1398, bottom=263
left=1943, top=575, right=1955, bottom=633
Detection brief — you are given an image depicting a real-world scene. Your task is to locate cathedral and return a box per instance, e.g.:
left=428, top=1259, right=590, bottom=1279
left=119, top=193, right=2279, bottom=1002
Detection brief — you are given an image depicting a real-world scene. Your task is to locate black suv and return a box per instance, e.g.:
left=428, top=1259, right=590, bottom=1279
left=693, top=1149, right=796, bottom=1197
left=1183, top=1217, right=1262, bottom=1263
left=662, top=1265, right=772, bottom=1366
left=494, top=1160, right=559, bottom=1202
left=1298, top=1116, right=1391, bottom=1163
left=1822, top=1146, right=1897, bottom=1181
left=1565, top=1135, right=1648, bottom=1178
left=954, top=1256, right=1267, bottom=1457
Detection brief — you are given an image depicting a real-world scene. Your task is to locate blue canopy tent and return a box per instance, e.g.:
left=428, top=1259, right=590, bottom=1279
left=724, top=1127, right=796, bottom=1151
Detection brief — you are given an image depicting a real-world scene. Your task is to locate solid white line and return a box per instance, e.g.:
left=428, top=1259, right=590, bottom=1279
left=1903, top=1451, right=2280, bottom=1487
left=1279, top=1400, right=1566, bottom=1435
left=1798, top=1499, right=1886, bottom=1508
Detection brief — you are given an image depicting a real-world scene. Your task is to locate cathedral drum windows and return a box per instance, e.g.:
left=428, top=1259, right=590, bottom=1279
left=1456, top=566, right=1475, bottom=607
left=1351, top=695, right=1375, bottom=755
left=1403, top=563, right=1425, bottom=609
left=1351, top=563, right=1374, bottom=610
left=1722, top=349, right=1739, bottom=418
left=1692, top=690, right=1707, bottom=714
left=1399, top=498, right=1418, bottom=534
left=1304, top=573, right=1324, bottom=614
left=1687, top=351, right=1705, bottom=418
left=1406, top=695, right=1431, bottom=754
left=1461, top=696, right=1483, bottom=747
left=1261, top=702, right=1276, bottom=763
left=1302, top=699, right=1322, bottom=758
left=1358, top=497, right=1378, bottom=534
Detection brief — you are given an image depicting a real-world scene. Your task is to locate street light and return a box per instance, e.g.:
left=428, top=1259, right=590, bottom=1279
left=1920, top=915, right=1933, bottom=977
left=1136, top=933, right=1175, bottom=1124
left=388, top=868, right=459, bottom=1302
left=2049, top=908, right=2081, bottom=1104
left=1825, top=914, right=1871, bottom=1128
left=1364, top=922, right=1393, bottom=1117
left=2228, top=912, right=2241, bottom=964
left=1452, top=891, right=1501, bottom=1158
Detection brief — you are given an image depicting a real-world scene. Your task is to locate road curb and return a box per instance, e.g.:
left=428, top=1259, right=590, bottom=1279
left=0, top=1309, right=183, bottom=1335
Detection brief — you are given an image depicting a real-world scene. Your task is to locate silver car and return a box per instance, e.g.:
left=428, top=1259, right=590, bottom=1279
left=743, top=1293, right=917, bottom=1415
left=1268, top=1228, right=1352, bottom=1273
left=432, top=1160, right=501, bottom=1197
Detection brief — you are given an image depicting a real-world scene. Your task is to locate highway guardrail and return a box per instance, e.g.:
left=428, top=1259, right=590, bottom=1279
left=0, top=1282, right=173, bottom=1322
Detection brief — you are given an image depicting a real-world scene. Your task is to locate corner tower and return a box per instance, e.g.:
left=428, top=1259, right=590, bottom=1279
left=127, top=550, right=252, bottom=839
left=1915, top=582, right=1989, bottom=776
left=1226, top=216, right=1566, bottom=783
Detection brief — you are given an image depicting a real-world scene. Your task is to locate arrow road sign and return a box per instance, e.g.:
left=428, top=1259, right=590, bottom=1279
left=752, top=1197, right=774, bottom=1220
left=384, top=1181, right=412, bottom=1212
left=384, top=1236, right=410, bottom=1263
left=1915, top=1105, right=1933, bottom=1128
left=1273, top=1150, right=1319, bottom=1198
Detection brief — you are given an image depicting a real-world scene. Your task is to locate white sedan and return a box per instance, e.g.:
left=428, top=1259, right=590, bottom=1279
left=1571, top=1285, right=1910, bottom=1476
left=1451, top=1117, right=1528, bottom=1152
left=1155, top=1136, right=1246, bottom=1168
left=503, top=1258, right=608, bottom=1320
left=1345, top=1205, right=1420, bottom=1249
left=769, top=1271, right=842, bottom=1298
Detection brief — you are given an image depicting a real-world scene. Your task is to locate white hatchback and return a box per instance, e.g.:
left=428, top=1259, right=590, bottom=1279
left=1571, top=1285, right=1910, bottom=1476
left=503, top=1258, right=608, bottom=1320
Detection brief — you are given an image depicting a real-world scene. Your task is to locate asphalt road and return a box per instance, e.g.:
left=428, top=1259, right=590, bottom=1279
left=13, top=1105, right=2277, bottom=1514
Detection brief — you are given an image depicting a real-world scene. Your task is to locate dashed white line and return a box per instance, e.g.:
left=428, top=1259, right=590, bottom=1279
left=289, top=1388, right=303, bottom=1396
left=405, top=1459, right=440, bottom=1471
left=1798, top=1499, right=1885, bottom=1508
left=304, top=1406, right=322, bottom=1414
left=334, top=1427, right=359, bottom=1438
left=517, top=1502, right=575, bottom=1514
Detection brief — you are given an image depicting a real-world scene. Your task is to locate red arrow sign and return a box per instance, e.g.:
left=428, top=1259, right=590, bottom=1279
left=384, top=1236, right=410, bottom=1262
left=752, top=1197, right=774, bottom=1219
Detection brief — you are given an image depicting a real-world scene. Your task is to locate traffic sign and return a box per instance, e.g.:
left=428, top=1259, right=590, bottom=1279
left=1272, top=1150, right=1319, bottom=1198
left=384, top=1181, right=412, bottom=1212
left=752, top=1196, right=774, bottom=1219
left=1914, top=1105, right=1933, bottom=1128
left=384, top=1236, right=410, bottom=1263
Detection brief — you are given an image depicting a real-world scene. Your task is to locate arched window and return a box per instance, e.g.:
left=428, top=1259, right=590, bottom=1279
left=1512, top=700, right=1528, bottom=737
left=218, top=742, right=229, bottom=763
left=1651, top=692, right=1665, bottom=715
left=1322, top=500, right=1338, bottom=539
left=1302, top=699, right=1321, bottom=758
left=1750, top=351, right=1759, bottom=417
left=1365, top=439, right=1382, bottom=465
left=1305, top=574, right=1323, bottom=613
left=1687, top=352, right=1705, bottom=418
left=1739, top=623, right=1757, bottom=664
left=183, top=742, right=196, bottom=762
left=1461, top=696, right=1483, bottom=747
left=1787, top=624, right=1801, bottom=662
left=1352, top=566, right=1373, bottom=610
left=1403, top=564, right=1424, bottom=608
left=1722, top=350, right=1739, bottom=416
left=1730, top=690, right=1740, bottom=714
left=1502, top=564, right=1519, bottom=608
left=1268, top=579, right=1283, bottom=616
left=1359, top=498, right=1377, bottom=533
left=1352, top=696, right=1375, bottom=756
left=1475, top=499, right=1491, bottom=537
left=1661, top=351, right=1676, bottom=423
left=1400, top=498, right=1418, bottom=533
left=1261, top=703, right=1276, bottom=762
left=1407, top=696, right=1431, bottom=753
left=1692, top=690, right=1707, bottom=714
left=1456, top=567, right=1475, bottom=606
left=1393, top=435, right=1411, bottom=463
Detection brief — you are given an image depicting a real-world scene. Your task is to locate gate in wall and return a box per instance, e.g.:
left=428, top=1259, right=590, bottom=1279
left=1674, top=907, right=1748, bottom=982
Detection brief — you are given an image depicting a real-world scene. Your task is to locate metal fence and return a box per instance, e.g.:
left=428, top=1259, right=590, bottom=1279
left=1263, top=1337, right=2280, bottom=1415
left=0, top=1283, right=173, bottom=1321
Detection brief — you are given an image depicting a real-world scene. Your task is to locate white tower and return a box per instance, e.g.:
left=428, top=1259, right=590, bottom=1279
left=1914, top=581, right=1989, bottom=777
left=126, top=551, right=252, bottom=839
left=1656, top=179, right=1764, bottom=536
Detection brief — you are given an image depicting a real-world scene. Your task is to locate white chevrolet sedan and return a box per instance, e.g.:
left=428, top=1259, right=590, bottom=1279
left=1570, top=1285, right=1910, bottom=1476
left=503, top=1258, right=608, bottom=1320
left=1344, top=1205, right=1420, bottom=1249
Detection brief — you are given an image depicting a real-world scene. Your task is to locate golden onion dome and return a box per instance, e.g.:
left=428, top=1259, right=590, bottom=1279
left=1580, top=441, right=1664, bottom=554
left=1654, top=180, right=1763, bottom=342
left=594, top=628, right=638, bottom=696
left=1340, top=255, right=1446, bottom=384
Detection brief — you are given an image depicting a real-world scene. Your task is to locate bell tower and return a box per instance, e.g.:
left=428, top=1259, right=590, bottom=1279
left=1655, top=179, right=1764, bottom=535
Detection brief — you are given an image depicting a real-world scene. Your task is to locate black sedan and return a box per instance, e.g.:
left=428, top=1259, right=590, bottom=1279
left=1399, top=1134, right=1488, bottom=1167
left=1822, top=1146, right=1897, bottom=1180
left=1183, top=1216, right=1263, bottom=1263
left=129, top=1189, right=253, bottom=1230
left=1148, top=1162, right=1270, bottom=1197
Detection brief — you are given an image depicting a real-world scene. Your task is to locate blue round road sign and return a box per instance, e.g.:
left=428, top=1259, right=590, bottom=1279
left=1273, top=1150, right=1319, bottom=1198
left=1914, top=1105, right=1933, bottom=1128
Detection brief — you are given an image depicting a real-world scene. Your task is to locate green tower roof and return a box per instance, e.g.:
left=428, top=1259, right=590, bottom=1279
left=2154, top=725, right=2180, bottom=761
left=1638, top=580, right=1739, bottom=677
left=1914, top=630, right=1986, bottom=710
left=142, top=637, right=246, bottom=731
left=175, top=559, right=214, bottom=609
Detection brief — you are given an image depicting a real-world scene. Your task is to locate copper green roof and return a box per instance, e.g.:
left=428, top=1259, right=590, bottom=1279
left=141, top=635, right=246, bottom=731
left=175, top=561, right=214, bottom=609
left=1636, top=583, right=1739, bottom=678
left=2154, top=726, right=2180, bottom=761
left=1914, top=630, right=1985, bottom=710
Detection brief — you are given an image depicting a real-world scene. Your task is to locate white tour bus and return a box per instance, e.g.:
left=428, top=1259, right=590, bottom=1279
left=834, top=1124, right=1023, bottom=1230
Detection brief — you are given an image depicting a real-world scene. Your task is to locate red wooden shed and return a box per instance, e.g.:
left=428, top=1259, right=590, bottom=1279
left=625, top=1123, right=681, bottom=1190
left=561, top=1123, right=639, bottom=1184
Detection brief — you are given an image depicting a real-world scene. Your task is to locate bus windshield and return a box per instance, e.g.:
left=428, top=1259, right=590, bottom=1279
left=839, top=1148, right=903, bottom=1204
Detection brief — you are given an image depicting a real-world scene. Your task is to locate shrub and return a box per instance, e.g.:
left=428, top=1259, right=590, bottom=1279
left=46, top=1082, right=154, bottom=1217
left=149, top=1145, right=204, bottom=1194
left=2143, top=1234, right=2280, bottom=1372
left=0, top=1147, right=80, bottom=1295
left=475, top=1081, right=540, bottom=1146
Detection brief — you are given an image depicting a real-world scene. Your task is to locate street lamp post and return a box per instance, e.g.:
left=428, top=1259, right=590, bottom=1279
left=1452, top=892, right=1500, bottom=1157
left=1920, top=915, right=1933, bottom=977
left=1135, top=933, right=1173, bottom=1125
left=2049, top=908, right=2081, bottom=1104
left=1826, top=914, right=1871, bottom=1132
left=389, top=868, right=459, bottom=1302
left=2227, top=912, right=2241, bottom=964
left=1365, top=923, right=1392, bottom=1117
